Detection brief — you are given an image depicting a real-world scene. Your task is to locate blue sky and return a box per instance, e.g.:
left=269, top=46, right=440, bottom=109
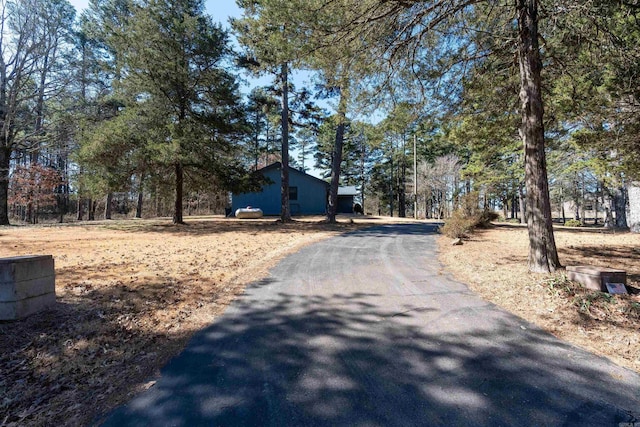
left=68, top=0, right=284, bottom=91
left=206, top=1, right=242, bottom=27
left=69, top=0, right=242, bottom=26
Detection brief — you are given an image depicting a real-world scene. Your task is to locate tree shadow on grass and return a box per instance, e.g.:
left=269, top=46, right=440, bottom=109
left=0, top=274, right=257, bottom=426
left=554, top=226, right=632, bottom=235
left=563, top=245, right=640, bottom=265
left=92, top=217, right=441, bottom=238
left=94, top=218, right=376, bottom=237
left=100, top=288, right=640, bottom=427
left=2, top=216, right=440, bottom=239
left=493, top=222, right=633, bottom=236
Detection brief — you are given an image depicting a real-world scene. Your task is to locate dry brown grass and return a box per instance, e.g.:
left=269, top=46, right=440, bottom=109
left=4, top=216, right=637, bottom=426
left=0, top=215, right=381, bottom=426
left=438, top=223, right=640, bottom=374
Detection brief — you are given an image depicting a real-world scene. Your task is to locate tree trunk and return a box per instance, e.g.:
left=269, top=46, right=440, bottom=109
left=154, top=183, right=162, bottom=217
left=601, top=182, right=609, bottom=227
left=389, top=145, right=394, bottom=217
left=362, top=137, right=367, bottom=214
left=327, top=87, right=348, bottom=223
left=0, top=148, right=9, bottom=225
left=412, top=135, right=417, bottom=219
left=77, top=197, right=84, bottom=221
left=389, top=184, right=394, bottom=217
left=173, top=162, right=184, bottom=224
left=517, top=0, right=560, bottom=273
left=58, top=156, right=69, bottom=224
left=265, top=125, right=270, bottom=166
left=502, top=198, right=508, bottom=220
left=88, top=198, right=95, bottom=221
left=32, top=57, right=48, bottom=164
left=399, top=135, right=406, bottom=218
left=613, top=186, right=628, bottom=228
left=593, top=183, right=599, bottom=225
left=254, top=111, right=260, bottom=170
left=22, top=56, right=50, bottom=225
left=581, top=175, right=586, bottom=224
left=58, top=195, right=65, bottom=223
left=104, top=192, right=113, bottom=220
left=280, top=63, right=291, bottom=222
left=518, top=182, right=526, bottom=223
left=604, top=206, right=614, bottom=229
left=136, top=192, right=144, bottom=219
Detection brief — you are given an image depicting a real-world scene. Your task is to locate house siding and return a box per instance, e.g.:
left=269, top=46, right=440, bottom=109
left=232, top=164, right=328, bottom=216
left=628, top=182, right=640, bottom=233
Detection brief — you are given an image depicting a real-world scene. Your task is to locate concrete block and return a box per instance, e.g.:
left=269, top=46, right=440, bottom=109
left=0, top=275, right=56, bottom=301
left=0, top=255, right=55, bottom=320
left=0, top=293, right=56, bottom=320
left=0, top=255, right=55, bottom=283
left=566, top=265, right=626, bottom=292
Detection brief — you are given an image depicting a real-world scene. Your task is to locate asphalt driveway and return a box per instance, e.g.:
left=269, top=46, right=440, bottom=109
left=101, top=223, right=640, bottom=426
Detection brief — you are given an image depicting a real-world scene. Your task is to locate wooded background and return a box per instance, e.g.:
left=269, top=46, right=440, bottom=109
left=1, top=0, right=639, bottom=270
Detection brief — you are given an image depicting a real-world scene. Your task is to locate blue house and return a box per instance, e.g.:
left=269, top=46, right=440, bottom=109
left=232, top=162, right=329, bottom=216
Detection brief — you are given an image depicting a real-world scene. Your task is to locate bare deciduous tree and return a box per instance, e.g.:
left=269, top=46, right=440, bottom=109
left=0, top=0, right=74, bottom=225
left=417, top=155, right=461, bottom=220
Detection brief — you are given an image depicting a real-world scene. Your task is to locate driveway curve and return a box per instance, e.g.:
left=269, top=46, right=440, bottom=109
left=102, top=223, right=640, bottom=426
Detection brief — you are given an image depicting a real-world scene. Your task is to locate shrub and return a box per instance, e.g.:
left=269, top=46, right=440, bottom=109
left=440, top=210, right=475, bottom=238
left=440, top=192, right=498, bottom=237
left=478, top=210, right=499, bottom=227
left=564, top=219, right=581, bottom=227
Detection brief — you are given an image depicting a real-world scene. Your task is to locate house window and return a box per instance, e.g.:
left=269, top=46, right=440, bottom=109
left=289, top=186, right=298, bottom=201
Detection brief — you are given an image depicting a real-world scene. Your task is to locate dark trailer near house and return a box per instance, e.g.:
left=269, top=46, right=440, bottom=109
left=231, top=162, right=330, bottom=216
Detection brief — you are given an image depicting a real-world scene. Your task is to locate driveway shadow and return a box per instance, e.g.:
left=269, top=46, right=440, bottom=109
left=100, top=289, right=639, bottom=426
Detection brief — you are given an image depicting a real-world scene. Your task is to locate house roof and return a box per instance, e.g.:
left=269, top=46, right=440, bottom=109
left=338, top=186, right=359, bottom=196
left=258, top=162, right=330, bottom=188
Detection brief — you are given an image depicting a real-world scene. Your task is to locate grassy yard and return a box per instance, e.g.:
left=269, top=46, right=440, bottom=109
left=438, top=223, right=640, bottom=374
left=0, top=216, right=374, bottom=426
left=2, top=217, right=638, bottom=425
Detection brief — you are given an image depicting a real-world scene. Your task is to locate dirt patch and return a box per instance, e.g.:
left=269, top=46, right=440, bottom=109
left=438, top=223, right=640, bottom=373
left=0, top=215, right=383, bottom=426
